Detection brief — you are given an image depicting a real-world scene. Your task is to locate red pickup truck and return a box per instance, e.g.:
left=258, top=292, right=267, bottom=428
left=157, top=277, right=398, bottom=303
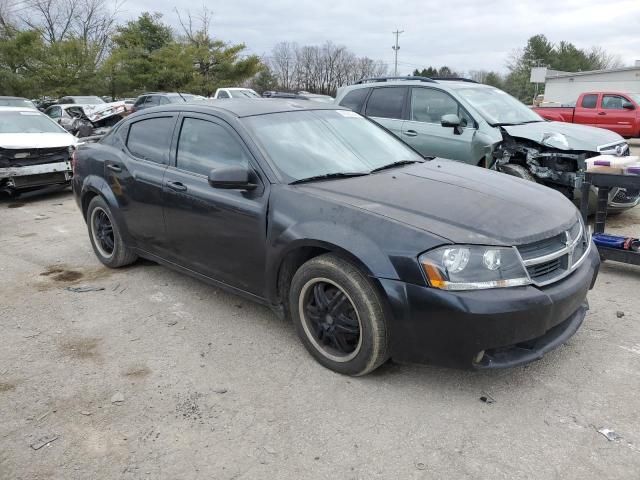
left=533, top=92, right=640, bottom=138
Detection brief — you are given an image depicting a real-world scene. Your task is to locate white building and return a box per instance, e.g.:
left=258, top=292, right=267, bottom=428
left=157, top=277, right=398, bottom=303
left=541, top=64, right=640, bottom=104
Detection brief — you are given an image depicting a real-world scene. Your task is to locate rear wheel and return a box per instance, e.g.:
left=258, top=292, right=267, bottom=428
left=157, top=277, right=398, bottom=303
left=86, top=196, right=137, bottom=268
left=499, top=163, right=536, bottom=182
left=289, top=254, right=388, bottom=376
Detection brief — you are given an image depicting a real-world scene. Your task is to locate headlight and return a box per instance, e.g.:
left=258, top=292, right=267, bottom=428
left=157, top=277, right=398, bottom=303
left=419, top=246, right=531, bottom=290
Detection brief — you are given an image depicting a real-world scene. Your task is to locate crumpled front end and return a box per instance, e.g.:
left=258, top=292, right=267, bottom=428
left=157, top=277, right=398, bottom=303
left=0, top=146, right=73, bottom=194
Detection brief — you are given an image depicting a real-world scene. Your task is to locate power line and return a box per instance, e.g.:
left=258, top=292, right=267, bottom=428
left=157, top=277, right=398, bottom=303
left=392, top=29, right=403, bottom=76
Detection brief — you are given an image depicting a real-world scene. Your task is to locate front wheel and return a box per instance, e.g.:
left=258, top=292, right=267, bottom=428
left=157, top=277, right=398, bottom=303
left=289, top=254, right=388, bottom=376
left=86, top=196, right=137, bottom=268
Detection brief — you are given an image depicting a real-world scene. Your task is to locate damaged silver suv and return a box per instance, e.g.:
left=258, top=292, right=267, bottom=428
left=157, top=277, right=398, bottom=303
left=335, top=77, right=639, bottom=213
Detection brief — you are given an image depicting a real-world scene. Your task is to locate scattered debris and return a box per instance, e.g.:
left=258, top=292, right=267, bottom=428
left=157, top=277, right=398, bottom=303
left=263, top=446, right=277, bottom=455
left=111, top=392, right=125, bottom=405
left=213, top=388, right=228, bottom=394
left=167, top=320, right=178, bottom=326
left=80, top=411, right=92, bottom=416
left=31, top=435, right=59, bottom=450
left=616, top=311, right=625, bottom=318
left=23, top=331, right=41, bottom=339
left=34, top=215, right=50, bottom=221
left=65, top=286, right=105, bottom=293
left=480, top=392, right=495, bottom=404
left=620, top=344, right=640, bottom=355
left=36, top=410, right=51, bottom=422
left=415, top=462, right=427, bottom=470
left=597, top=428, right=622, bottom=442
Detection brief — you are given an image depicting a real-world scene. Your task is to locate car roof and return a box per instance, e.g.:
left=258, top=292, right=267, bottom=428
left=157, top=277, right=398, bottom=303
left=133, top=98, right=345, bottom=118
left=0, top=96, right=29, bottom=100
left=340, top=78, right=492, bottom=93
left=0, top=106, right=41, bottom=112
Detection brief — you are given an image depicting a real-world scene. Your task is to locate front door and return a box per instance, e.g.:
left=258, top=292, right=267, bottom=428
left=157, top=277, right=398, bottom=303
left=106, top=113, right=177, bottom=254
left=402, top=87, right=477, bottom=163
left=162, top=114, right=268, bottom=296
left=598, top=94, right=636, bottom=136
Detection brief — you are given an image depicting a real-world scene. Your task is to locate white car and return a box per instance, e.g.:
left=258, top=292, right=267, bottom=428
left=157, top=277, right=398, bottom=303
left=0, top=107, right=77, bottom=196
left=212, top=88, right=260, bottom=99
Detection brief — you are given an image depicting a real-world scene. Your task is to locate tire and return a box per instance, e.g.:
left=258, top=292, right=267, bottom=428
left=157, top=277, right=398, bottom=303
left=289, top=253, right=388, bottom=376
left=499, top=163, right=536, bottom=182
left=86, top=196, right=137, bottom=268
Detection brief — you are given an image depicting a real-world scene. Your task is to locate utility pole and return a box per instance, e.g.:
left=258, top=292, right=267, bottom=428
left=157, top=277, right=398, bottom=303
left=392, top=30, right=403, bottom=76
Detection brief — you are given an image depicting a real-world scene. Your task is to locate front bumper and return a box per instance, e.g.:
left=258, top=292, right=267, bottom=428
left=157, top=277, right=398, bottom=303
left=379, top=244, right=600, bottom=369
left=0, top=161, right=72, bottom=190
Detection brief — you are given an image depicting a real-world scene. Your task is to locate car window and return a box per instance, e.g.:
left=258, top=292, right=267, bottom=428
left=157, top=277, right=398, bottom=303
left=145, top=96, right=160, bottom=107
left=217, top=91, right=230, bottom=99
left=602, top=95, right=627, bottom=110
left=126, top=117, right=175, bottom=164
left=160, top=97, right=171, bottom=105
left=365, top=87, right=406, bottom=120
left=46, top=106, right=61, bottom=119
left=411, top=88, right=473, bottom=126
left=339, top=88, right=370, bottom=112
left=176, top=118, right=249, bottom=176
left=581, top=94, right=598, bottom=109
left=133, top=96, right=146, bottom=107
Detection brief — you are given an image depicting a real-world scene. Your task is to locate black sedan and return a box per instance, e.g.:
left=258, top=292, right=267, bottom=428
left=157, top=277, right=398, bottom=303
left=72, top=99, right=599, bottom=375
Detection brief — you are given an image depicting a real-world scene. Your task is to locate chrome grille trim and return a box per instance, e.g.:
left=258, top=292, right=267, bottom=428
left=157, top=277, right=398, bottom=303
left=516, top=220, right=592, bottom=287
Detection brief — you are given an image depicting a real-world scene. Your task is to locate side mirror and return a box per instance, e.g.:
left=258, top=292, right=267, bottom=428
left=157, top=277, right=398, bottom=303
left=622, top=101, right=635, bottom=110
left=441, top=114, right=464, bottom=135
left=208, top=165, right=256, bottom=190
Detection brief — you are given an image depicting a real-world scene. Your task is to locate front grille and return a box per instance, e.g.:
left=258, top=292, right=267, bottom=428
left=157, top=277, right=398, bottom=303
left=0, top=147, right=70, bottom=168
left=12, top=172, right=69, bottom=188
left=612, top=188, right=640, bottom=205
left=516, top=219, right=590, bottom=287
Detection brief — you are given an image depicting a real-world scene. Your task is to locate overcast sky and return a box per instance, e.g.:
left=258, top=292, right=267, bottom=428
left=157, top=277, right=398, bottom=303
left=123, top=0, right=640, bottom=74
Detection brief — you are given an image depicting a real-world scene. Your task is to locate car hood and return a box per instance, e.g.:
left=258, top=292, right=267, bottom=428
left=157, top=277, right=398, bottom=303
left=0, top=132, right=77, bottom=149
left=296, top=159, right=578, bottom=246
left=502, top=121, right=623, bottom=152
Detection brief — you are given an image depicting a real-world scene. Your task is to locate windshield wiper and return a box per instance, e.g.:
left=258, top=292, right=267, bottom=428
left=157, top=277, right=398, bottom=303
left=289, top=172, right=369, bottom=185
left=370, top=159, right=423, bottom=173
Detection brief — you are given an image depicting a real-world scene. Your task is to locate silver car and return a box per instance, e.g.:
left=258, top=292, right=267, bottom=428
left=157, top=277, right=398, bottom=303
left=335, top=77, right=638, bottom=212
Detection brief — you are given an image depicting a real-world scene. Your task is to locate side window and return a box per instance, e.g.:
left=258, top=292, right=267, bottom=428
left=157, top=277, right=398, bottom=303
left=217, top=91, right=230, bottom=99
left=144, top=96, right=160, bottom=107
left=410, top=88, right=472, bottom=126
left=176, top=118, right=249, bottom=176
left=133, top=96, right=146, bottom=107
left=126, top=117, right=175, bottom=164
left=339, top=88, right=370, bottom=112
left=159, top=96, right=171, bottom=105
left=581, top=94, right=597, bottom=109
left=365, top=87, right=406, bottom=119
left=47, top=107, right=61, bottom=119
left=602, top=95, right=625, bottom=110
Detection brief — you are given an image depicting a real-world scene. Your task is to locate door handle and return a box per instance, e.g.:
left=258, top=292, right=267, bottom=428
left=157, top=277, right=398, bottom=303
left=404, top=130, right=418, bottom=137
left=166, top=181, right=187, bottom=192
left=598, top=112, right=606, bottom=116
left=106, top=164, right=122, bottom=172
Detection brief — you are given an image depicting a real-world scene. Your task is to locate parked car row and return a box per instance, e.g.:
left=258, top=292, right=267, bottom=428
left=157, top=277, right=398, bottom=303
left=72, top=98, right=599, bottom=376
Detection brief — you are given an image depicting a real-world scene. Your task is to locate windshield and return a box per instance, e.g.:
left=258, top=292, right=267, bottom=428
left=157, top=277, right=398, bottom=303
left=457, top=86, right=543, bottom=125
left=242, top=109, right=422, bottom=182
left=230, top=90, right=260, bottom=99
left=629, top=93, right=640, bottom=105
left=0, top=111, right=67, bottom=133
left=0, top=98, right=36, bottom=109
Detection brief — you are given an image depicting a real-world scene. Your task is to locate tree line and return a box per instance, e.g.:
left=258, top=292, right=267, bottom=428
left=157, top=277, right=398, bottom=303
left=412, top=34, right=622, bottom=102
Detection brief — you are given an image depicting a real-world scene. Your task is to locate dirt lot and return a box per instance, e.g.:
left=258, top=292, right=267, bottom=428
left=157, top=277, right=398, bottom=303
left=1, top=176, right=639, bottom=479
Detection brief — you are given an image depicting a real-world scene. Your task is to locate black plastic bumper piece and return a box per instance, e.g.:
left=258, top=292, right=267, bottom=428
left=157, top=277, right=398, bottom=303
left=474, top=301, right=587, bottom=369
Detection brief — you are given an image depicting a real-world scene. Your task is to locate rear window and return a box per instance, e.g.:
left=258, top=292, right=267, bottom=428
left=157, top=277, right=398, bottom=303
left=339, top=88, right=370, bottom=112
left=126, top=116, right=175, bottom=164
left=581, top=94, right=597, bottom=109
left=365, top=87, right=406, bottom=119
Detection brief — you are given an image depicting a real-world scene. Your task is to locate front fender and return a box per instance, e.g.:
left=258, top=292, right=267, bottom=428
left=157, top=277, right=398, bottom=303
left=79, top=174, right=133, bottom=243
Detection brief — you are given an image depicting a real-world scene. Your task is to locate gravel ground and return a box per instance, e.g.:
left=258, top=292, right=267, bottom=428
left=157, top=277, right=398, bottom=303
left=1, top=174, right=639, bottom=479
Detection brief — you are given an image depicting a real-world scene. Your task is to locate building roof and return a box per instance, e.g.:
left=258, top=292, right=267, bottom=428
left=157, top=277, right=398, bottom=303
left=546, top=66, right=640, bottom=80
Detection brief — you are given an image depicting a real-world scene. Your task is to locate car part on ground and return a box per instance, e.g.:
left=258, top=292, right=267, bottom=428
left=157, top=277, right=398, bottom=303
left=334, top=77, right=639, bottom=214
left=0, top=107, right=76, bottom=197
left=72, top=99, right=599, bottom=375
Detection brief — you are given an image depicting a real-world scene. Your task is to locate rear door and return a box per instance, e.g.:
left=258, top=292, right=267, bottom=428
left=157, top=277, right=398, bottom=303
left=363, top=87, right=407, bottom=136
left=402, top=87, right=477, bottom=162
left=162, top=114, right=268, bottom=295
left=573, top=93, right=599, bottom=127
left=597, top=94, right=636, bottom=136
left=106, top=113, right=178, bottom=255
